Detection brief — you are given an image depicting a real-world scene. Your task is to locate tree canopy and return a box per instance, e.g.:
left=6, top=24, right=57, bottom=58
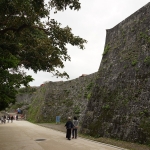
left=0, top=0, right=87, bottom=110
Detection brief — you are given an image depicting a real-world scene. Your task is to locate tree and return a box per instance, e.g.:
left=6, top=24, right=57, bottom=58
left=0, top=0, right=87, bottom=110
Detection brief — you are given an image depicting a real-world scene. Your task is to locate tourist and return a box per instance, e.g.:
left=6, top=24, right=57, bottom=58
left=7, top=115, right=10, bottom=123
left=65, top=117, right=74, bottom=140
left=16, top=115, right=18, bottom=120
left=10, top=115, right=14, bottom=123
left=1, top=116, right=4, bottom=123
left=72, top=116, right=79, bottom=139
left=3, top=115, right=6, bottom=123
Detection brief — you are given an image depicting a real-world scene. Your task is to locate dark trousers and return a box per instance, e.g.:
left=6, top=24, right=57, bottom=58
left=66, top=129, right=71, bottom=139
left=72, top=128, right=77, bottom=138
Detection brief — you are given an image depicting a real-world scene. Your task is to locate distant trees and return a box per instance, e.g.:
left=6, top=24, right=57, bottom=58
left=0, top=0, right=87, bottom=110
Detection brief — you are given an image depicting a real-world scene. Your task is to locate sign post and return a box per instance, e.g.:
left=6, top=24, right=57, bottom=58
left=56, top=116, right=60, bottom=124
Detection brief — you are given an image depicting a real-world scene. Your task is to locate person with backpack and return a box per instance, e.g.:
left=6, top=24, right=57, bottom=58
left=72, top=116, right=79, bottom=139
left=65, top=117, right=74, bottom=140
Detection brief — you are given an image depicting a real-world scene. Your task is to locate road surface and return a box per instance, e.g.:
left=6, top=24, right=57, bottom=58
left=0, top=120, right=127, bottom=150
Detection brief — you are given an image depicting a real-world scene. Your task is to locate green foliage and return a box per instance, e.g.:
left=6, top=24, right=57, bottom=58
left=124, top=65, right=127, bottom=69
left=0, top=0, right=87, bottom=110
left=66, top=100, right=73, bottom=107
left=131, top=27, right=135, bottom=32
left=27, top=104, right=40, bottom=123
left=139, top=31, right=150, bottom=43
left=11, top=102, right=25, bottom=110
left=87, top=93, right=91, bottom=100
left=144, top=56, right=150, bottom=66
left=135, top=68, right=139, bottom=72
left=73, top=105, right=80, bottom=114
left=139, top=118, right=150, bottom=144
left=84, top=92, right=88, bottom=98
left=63, top=99, right=73, bottom=107
left=86, top=82, right=93, bottom=91
left=139, top=109, right=149, bottom=118
left=102, top=104, right=110, bottom=110
left=121, top=30, right=125, bottom=37
left=18, top=87, right=37, bottom=94
left=103, top=44, right=110, bottom=55
left=131, top=59, right=137, bottom=66
left=64, top=89, right=70, bottom=95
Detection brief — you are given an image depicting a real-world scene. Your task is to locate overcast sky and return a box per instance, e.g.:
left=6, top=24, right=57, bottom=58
left=26, top=0, right=150, bottom=86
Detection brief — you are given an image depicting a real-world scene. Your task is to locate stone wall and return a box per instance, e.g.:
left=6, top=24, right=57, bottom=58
left=16, top=93, right=34, bottom=104
left=81, top=2, right=150, bottom=144
left=26, top=72, right=98, bottom=123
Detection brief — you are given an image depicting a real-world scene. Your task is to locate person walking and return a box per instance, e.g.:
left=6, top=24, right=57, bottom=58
left=72, top=116, right=79, bottom=139
left=65, top=117, right=74, bottom=140
left=7, top=115, right=10, bottom=123
left=3, top=115, right=6, bottom=123
left=16, top=115, right=18, bottom=120
left=10, top=115, right=14, bottom=123
left=1, top=116, right=4, bottom=124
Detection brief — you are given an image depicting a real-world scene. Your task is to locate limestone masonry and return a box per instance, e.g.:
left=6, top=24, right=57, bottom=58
left=20, top=72, right=97, bottom=123
left=81, top=2, right=150, bottom=144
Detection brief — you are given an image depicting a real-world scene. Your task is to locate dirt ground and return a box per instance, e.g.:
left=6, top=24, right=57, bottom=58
left=37, top=123, right=150, bottom=150
left=37, top=123, right=76, bottom=133
left=0, top=121, right=123, bottom=150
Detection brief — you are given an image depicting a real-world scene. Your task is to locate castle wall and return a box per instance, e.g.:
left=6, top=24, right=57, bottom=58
left=81, top=2, right=150, bottom=144
left=26, top=72, right=98, bottom=123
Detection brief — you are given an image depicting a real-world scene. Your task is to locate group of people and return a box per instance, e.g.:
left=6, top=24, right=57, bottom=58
left=0, top=115, right=14, bottom=123
left=65, top=116, right=79, bottom=140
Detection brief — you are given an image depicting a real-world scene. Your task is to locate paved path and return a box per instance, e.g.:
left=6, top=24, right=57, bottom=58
left=0, top=120, right=127, bottom=150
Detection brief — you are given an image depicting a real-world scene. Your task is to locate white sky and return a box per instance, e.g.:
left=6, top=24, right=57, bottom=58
left=26, top=0, right=150, bottom=86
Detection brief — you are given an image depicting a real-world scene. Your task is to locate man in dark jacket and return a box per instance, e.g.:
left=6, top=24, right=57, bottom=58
left=65, top=117, right=74, bottom=140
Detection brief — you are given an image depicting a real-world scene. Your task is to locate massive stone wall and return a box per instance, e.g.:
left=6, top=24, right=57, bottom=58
left=26, top=72, right=98, bottom=123
left=81, top=2, right=150, bottom=144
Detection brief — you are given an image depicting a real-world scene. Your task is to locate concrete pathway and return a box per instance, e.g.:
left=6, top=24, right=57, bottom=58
left=0, top=120, right=127, bottom=150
